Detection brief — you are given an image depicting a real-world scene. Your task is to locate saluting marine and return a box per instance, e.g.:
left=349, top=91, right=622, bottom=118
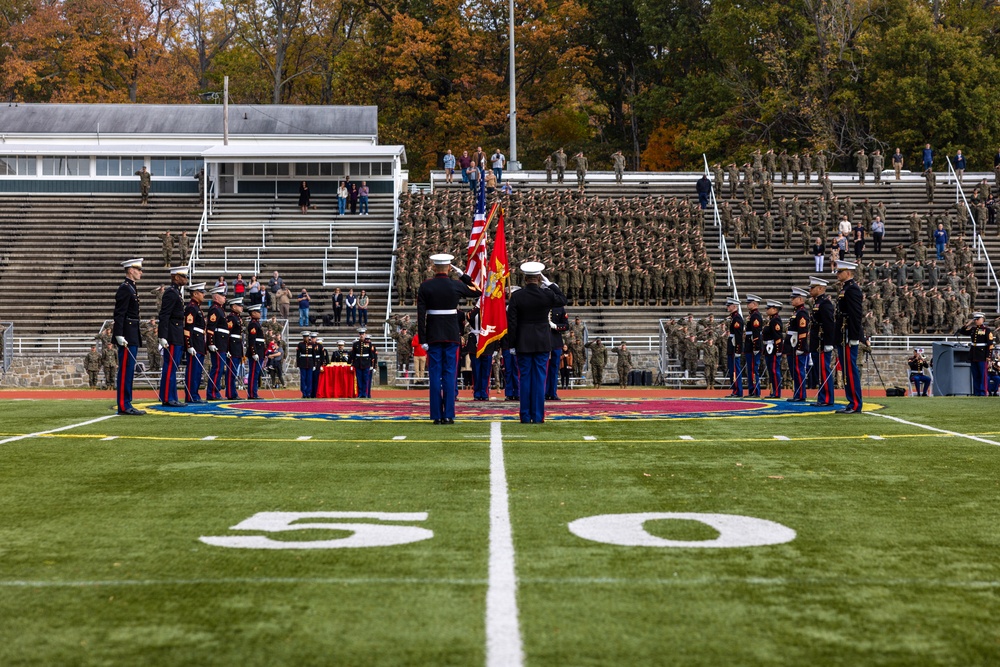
left=957, top=312, right=995, bottom=396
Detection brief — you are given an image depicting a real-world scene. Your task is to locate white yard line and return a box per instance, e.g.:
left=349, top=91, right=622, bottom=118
left=0, top=414, right=118, bottom=446
left=0, top=577, right=487, bottom=588
left=486, top=421, right=525, bottom=667
left=869, top=413, right=1000, bottom=447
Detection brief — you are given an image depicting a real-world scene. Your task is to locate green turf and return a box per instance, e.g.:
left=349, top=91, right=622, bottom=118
left=1, top=397, right=999, bottom=665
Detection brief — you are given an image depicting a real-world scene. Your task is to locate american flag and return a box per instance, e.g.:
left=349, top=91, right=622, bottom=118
left=465, top=172, right=488, bottom=290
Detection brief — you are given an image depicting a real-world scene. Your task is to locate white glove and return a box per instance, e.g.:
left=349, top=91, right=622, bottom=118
left=187, top=347, right=196, bottom=356
left=115, top=336, right=127, bottom=347
left=550, top=321, right=559, bottom=330
left=450, top=264, right=463, bottom=274
left=796, top=349, right=807, bottom=356
left=421, top=343, right=429, bottom=352
left=765, top=341, right=774, bottom=355
left=510, top=349, right=516, bottom=355
left=159, top=338, right=168, bottom=349
left=208, top=344, right=218, bottom=352
left=849, top=339, right=860, bottom=346
left=541, top=274, right=552, bottom=287
left=823, top=345, right=834, bottom=353
left=252, top=354, right=259, bottom=361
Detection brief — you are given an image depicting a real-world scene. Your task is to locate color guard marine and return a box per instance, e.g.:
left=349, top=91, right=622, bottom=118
left=225, top=297, right=245, bottom=400
left=350, top=327, right=378, bottom=398
left=245, top=304, right=267, bottom=399
left=296, top=331, right=315, bottom=398
left=785, top=287, right=811, bottom=402
left=183, top=282, right=207, bottom=404
left=725, top=297, right=744, bottom=398
left=834, top=260, right=864, bottom=413
left=762, top=300, right=783, bottom=398
left=809, top=276, right=837, bottom=407
left=113, top=257, right=145, bottom=415
left=158, top=265, right=189, bottom=407
left=205, top=286, right=228, bottom=400
left=743, top=294, right=764, bottom=397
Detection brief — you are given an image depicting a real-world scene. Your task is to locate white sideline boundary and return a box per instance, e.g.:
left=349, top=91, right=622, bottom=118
left=0, top=414, right=118, bottom=445
left=487, top=421, right=525, bottom=667
left=868, top=413, right=1000, bottom=447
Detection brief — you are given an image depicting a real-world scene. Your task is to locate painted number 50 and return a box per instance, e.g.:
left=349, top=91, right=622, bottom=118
left=199, top=512, right=434, bottom=550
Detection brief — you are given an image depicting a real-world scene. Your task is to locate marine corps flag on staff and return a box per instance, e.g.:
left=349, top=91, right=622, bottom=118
left=476, top=205, right=508, bottom=357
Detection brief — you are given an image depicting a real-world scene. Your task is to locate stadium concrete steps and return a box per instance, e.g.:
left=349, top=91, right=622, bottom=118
left=0, top=194, right=204, bottom=337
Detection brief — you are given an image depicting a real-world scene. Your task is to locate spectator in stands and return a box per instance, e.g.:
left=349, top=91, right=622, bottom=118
left=491, top=148, right=506, bottom=183
left=852, top=222, right=865, bottom=260
left=837, top=215, right=852, bottom=237
left=337, top=181, right=348, bottom=215
left=953, top=150, right=966, bottom=183
left=468, top=162, right=480, bottom=193
left=934, top=223, right=948, bottom=260
left=332, top=287, right=343, bottom=325
left=412, top=332, right=426, bottom=378
left=268, top=270, right=284, bottom=294
left=215, top=276, right=227, bottom=295
left=358, top=289, right=369, bottom=326
left=298, top=289, right=311, bottom=327
left=443, top=150, right=456, bottom=183
left=696, top=173, right=712, bottom=209
left=500, top=181, right=513, bottom=195
left=349, top=182, right=359, bottom=214
left=299, top=181, right=311, bottom=214
left=922, top=143, right=934, bottom=171
left=559, top=343, right=573, bottom=389
left=247, top=275, right=261, bottom=304
left=275, top=284, right=291, bottom=319
left=233, top=273, right=246, bottom=300
left=871, top=216, right=885, bottom=253
left=260, top=284, right=269, bottom=319
left=266, top=340, right=284, bottom=388
left=892, top=148, right=904, bottom=180
left=485, top=169, right=497, bottom=194
left=458, top=150, right=472, bottom=184
left=359, top=181, right=370, bottom=215
left=345, top=288, right=358, bottom=326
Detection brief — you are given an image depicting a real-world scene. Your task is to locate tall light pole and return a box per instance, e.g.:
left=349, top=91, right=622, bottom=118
left=508, top=0, right=519, bottom=171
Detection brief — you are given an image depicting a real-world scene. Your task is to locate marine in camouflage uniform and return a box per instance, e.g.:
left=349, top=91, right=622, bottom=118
left=84, top=346, right=102, bottom=388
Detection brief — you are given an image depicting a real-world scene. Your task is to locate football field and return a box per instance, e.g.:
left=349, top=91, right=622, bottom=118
left=1, top=396, right=999, bottom=666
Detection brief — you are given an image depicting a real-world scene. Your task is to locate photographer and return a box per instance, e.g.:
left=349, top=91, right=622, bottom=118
left=907, top=348, right=931, bottom=396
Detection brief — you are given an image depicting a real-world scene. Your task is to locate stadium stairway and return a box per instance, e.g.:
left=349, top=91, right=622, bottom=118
left=0, top=194, right=204, bottom=338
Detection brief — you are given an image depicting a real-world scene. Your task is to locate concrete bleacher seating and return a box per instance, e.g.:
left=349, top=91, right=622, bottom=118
left=0, top=193, right=204, bottom=338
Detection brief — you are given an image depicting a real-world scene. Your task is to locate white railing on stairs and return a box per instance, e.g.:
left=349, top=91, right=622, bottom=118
left=703, top=154, right=738, bottom=301
left=946, top=157, right=999, bottom=312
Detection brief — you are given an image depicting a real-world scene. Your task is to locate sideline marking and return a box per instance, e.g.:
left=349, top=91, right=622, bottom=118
left=487, top=421, right=524, bottom=667
left=869, top=413, right=1000, bottom=447
left=0, top=577, right=486, bottom=588
left=0, top=414, right=117, bottom=445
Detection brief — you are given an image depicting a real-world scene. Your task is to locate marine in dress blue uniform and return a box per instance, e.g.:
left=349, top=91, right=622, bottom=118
left=957, top=313, right=995, bottom=396
left=835, top=261, right=865, bottom=412
left=296, top=331, right=315, bottom=398
left=183, top=282, right=208, bottom=403
left=743, top=294, right=764, bottom=397
left=350, top=328, right=378, bottom=398
left=762, top=300, right=783, bottom=398
left=507, top=262, right=568, bottom=424
left=225, top=298, right=245, bottom=399
left=205, top=286, right=228, bottom=400
left=309, top=336, right=324, bottom=398
left=158, top=266, right=189, bottom=406
left=725, top=297, right=744, bottom=397
left=907, top=348, right=931, bottom=396
left=809, top=276, right=837, bottom=406
left=785, top=287, right=811, bottom=401
left=417, top=254, right=481, bottom=424
left=245, top=304, right=267, bottom=399
left=112, top=257, right=145, bottom=415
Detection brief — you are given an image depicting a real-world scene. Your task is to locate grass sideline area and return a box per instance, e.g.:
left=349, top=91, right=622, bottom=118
left=1, top=397, right=999, bottom=665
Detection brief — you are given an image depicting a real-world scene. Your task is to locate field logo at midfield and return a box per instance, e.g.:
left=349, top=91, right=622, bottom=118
left=568, top=513, right=797, bottom=548
left=146, top=396, right=851, bottom=421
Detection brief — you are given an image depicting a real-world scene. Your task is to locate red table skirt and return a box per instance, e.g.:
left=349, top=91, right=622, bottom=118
left=316, top=364, right=357, bottom=398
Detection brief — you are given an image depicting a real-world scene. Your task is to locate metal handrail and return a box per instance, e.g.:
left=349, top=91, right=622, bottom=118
left=703, top=155, right=738, bottom=300
left=946, top=157, right=999, bottom=312
left=218, top=245, right=360, bottom=281
left=1, top=322, right=12, bottom=375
